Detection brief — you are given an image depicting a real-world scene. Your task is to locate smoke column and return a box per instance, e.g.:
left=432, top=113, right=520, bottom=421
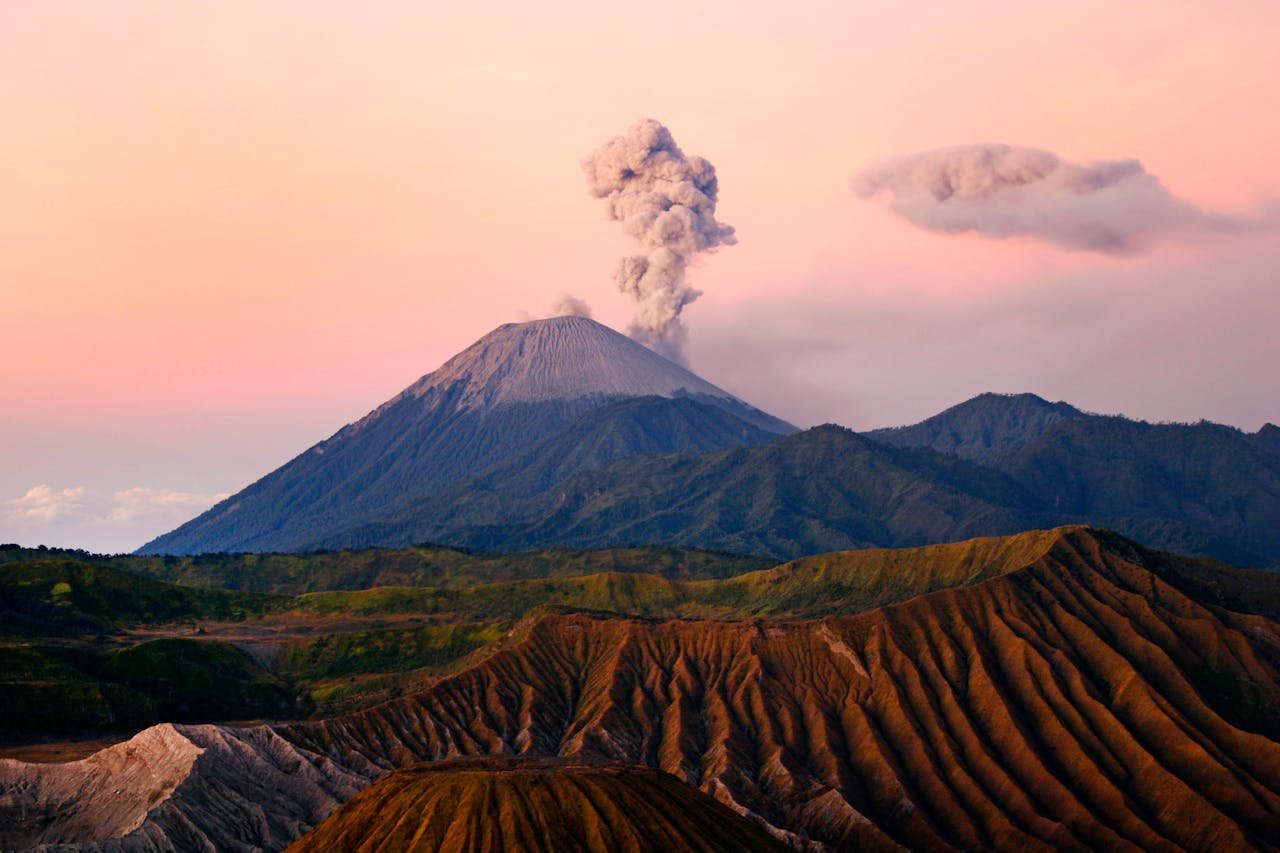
left=584, top=119, right=736, bottom=362
left=550, top=294, right=592, bottom=318
left=852, top=143, right=1270, bottom=255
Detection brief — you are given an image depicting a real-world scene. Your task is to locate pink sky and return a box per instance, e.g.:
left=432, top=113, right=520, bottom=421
left=3, top=0, right=1278, bottom=551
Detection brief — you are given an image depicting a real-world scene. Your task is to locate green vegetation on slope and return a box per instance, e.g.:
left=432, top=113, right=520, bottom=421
left=6, top=527, right=1278, bottom=740
left=277, top=622, right=504, bottom=681
left=0, top=561, right=286, bottom=633
left=294, top=528, right=1069, bottom=621
left=275, top=622, right=507, bottom=715
left=699, top=526, right=1067, bottom=615
left=103, top=639, right=298, bottom=722
left=992, top=417, right=1280, bottom=565
left=0, top=640, right=302, bottom=738
left=0, top=544, right=770, bottom=595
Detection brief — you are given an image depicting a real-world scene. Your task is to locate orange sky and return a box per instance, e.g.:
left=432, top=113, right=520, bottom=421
left=3, top=0, right=1278, bottom=550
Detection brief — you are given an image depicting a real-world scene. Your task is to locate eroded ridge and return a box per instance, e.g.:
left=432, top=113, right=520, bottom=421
left=282, top=529, right=1280, bottom=850
left=7, top=528, right=1280, bottom=851
left=290, top=757, right=791, bottom=852
left=0, top=724, right=370, bottom=852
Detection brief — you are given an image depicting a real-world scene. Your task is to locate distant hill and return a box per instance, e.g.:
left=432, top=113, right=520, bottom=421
left=303, top=406, right=1280, bottom=566
left=0, top=560, right=284, bottom=632
left=0, top=543, right=770, bottom=596
left=866, top=391, right=1092, bottom=460
left=864, top=394, right=1280, bottom=566
left=139, top=317, right=793, bottom=556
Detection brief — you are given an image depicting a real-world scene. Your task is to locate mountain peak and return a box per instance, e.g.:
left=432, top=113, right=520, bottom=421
left=398, top=316, right=735, bottom=412
left=865, top=391, right=1090, bottom=461
left=953, top=391, right=1083, bottom=416
left=139, top=314, right=793, bottom=555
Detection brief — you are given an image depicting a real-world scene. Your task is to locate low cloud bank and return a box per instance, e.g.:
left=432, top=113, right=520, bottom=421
left=2, top=485, right=228, bottom=552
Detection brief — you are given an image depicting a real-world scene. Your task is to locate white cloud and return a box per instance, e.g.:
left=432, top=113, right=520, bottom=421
left=106, top=487, right=230, bottom=525
left=853, top=143, right=1276, bottom=255
left=4, top=485, right=89, bottom=524
left=1, top=484, right=229, bottom=552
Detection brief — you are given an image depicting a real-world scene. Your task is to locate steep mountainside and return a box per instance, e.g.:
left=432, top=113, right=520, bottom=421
left=1254, top=423, right=1280, bottom=457
left=864, top=394, right=1280, bottom=565
left=987, top=417, right=1280, bottom=565
left=313, top=424, right=1048, bottom=555
left=291, top=758, right=790, bottom=852
left=9, top=528, right=1280, bottom=851
left=866, top=392, right=1091, bottom=461
left=458, top=394, right=789, bottom=497
left=140, top=385, right=1277, bottom=565
left=139, top=317, right=793, bottom=555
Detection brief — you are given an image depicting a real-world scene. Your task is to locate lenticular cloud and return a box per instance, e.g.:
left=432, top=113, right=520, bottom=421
left=852, top=143, right=1271, bottom=255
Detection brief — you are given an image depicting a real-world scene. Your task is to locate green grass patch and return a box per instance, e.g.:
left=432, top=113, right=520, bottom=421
left=103, top=638, right=301, bottom=722
left=277, top=622, right=505, bottom=681
left=0, top=544, right=770, bottom=595
left=0, top=561, right=286, bottom=632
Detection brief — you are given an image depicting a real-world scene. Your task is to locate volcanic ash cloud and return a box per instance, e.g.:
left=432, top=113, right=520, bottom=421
left=584, top=119, right=736, bottom=362
left=550, top=294, right=592, bottom=319
left=852, top=143, right=1272, bottom=255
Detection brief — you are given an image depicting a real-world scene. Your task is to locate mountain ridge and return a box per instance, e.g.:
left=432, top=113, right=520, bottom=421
left=309, top=423, right=1049, bottom=555
left=290, top=758, right=792, bottom=852
left=865, top=391, right=1093, bottom=461
left=139, top=317, right=794, bottom=556
left=139, top=322, right=1279, bottom=567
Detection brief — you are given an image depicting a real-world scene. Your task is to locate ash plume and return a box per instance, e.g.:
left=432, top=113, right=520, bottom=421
left=852, top=143, right=1271, bottom=255
left=584, top=119, right=736, bottom=362
left=550, top=294, right=592, bottom=319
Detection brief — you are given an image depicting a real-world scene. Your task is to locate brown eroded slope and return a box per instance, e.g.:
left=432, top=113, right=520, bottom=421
left=289, top=757, right=790, bottom=852
left=4, top=528, right=1280, bottom=851
left=283, top=527, right=1280, bottom=851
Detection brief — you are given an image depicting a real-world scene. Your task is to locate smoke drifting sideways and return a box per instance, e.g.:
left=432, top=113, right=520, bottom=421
left=584, top=119, right=736, bottom=363
left=852, top=144, right=1275, bottom=256
left=550, top=294, right=592, bottom=319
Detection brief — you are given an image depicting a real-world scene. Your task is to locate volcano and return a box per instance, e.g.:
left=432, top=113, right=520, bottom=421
left=139, top=316, right=794, bottom=555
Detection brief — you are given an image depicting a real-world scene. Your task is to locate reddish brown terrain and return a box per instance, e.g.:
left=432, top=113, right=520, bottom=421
left=290, top=757, right=791, bottom=852
left=3, top=527, right=1279, bottom=851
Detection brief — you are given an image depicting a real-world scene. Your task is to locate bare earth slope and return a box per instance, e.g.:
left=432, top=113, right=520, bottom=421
left=5, top=528, right=1280, bottom=851
left=290, top=757, right=790, bottom=853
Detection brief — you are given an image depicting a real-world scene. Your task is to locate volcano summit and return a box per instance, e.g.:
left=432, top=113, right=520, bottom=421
left=140, top=316, right=794, bottom=555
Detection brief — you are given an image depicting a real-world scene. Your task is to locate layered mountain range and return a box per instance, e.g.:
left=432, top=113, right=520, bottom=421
left=7, top=527, right=1280, bottom=850
left=141, top=317, right=1280, bottom=567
